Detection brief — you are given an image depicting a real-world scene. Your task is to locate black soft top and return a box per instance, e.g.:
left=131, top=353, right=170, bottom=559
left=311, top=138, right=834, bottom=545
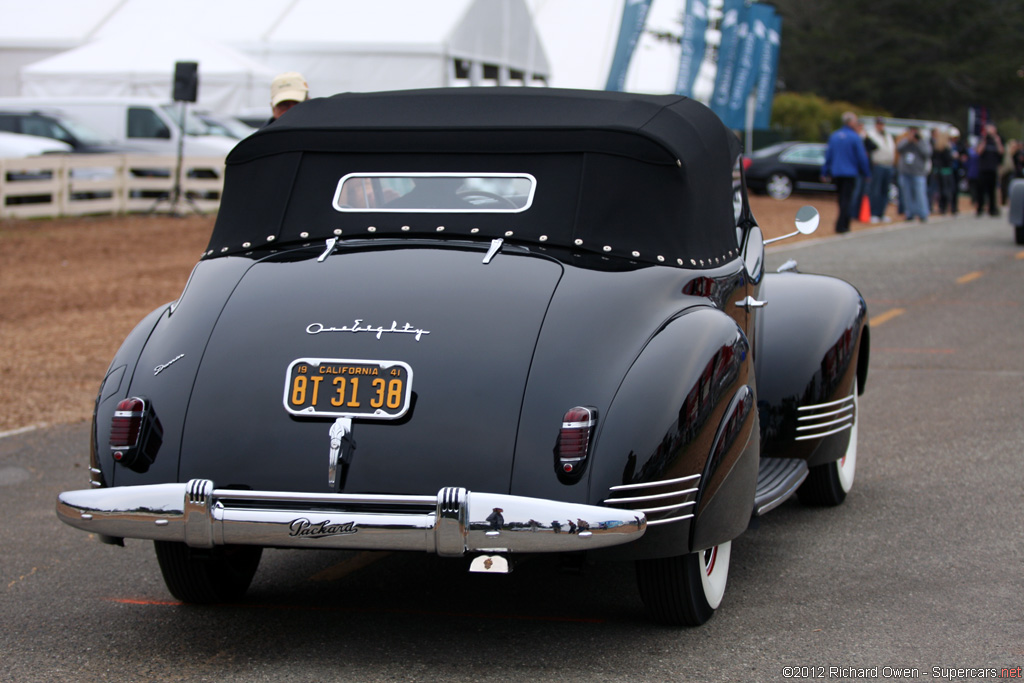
left=207, top=88, right=742, bottom=268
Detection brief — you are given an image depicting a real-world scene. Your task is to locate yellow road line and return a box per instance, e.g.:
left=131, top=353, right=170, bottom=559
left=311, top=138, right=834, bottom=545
left=1016, top=251, right=1024, bottom=260
left=870, top=307, right=906, bottom=327
left=956, top=271, right=984, bottom=284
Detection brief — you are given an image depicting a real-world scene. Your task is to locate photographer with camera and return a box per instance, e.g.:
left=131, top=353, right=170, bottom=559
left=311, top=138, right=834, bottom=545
left=975, top=122, right=1003, bottom=217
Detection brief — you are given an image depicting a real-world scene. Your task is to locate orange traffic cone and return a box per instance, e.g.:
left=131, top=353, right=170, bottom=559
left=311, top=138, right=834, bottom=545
left=858, top=195, right=871, bottom=222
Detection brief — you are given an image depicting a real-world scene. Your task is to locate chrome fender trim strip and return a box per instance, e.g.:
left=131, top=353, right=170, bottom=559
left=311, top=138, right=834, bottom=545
left=57, top=481, right=646, bottom=556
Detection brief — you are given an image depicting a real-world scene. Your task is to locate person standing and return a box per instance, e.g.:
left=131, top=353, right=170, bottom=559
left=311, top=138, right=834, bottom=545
left=896, top=126, right=932, bottom=222
left=264, top=72, right=309, bottom=126
left=822, top=112, right=870, bottom=233
left=976, top=123, right=1003, bottom=217
left=964, top=139, right=980, bottom=212
left=949, top=127, right=965, bottom=216
left=930, top=129, right=955, bottom=215
left=864, top=118, right=896, bottom=223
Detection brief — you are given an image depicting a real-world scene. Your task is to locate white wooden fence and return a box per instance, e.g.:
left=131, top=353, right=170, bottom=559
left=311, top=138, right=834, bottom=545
left=0, top=154, right=226, bottom=219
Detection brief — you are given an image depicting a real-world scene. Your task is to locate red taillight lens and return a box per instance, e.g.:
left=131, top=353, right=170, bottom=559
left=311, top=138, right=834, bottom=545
left=109, top=397, right=163, bottom=472
left=110, top=398, right=145, bottom=451
left=556, top=406, right=596, bottom=481
left=742, top=156, right=752, bottom=171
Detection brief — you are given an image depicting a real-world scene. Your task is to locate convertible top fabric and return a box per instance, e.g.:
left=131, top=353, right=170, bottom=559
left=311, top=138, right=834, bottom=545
left=207, top=88, right=743, bottom=268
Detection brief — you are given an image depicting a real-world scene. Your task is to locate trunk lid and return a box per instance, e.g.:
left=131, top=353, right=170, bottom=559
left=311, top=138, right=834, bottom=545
left=180, top=244, right=561, bottom=495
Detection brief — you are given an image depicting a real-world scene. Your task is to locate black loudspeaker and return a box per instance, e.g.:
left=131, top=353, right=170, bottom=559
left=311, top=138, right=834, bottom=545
left=172, top=61, right=199, bottom=102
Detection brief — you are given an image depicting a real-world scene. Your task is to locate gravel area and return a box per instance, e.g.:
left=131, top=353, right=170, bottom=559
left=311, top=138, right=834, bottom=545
left=0, top=214, right=211, bottom=432
left=0, top=196, right=861, bottom=434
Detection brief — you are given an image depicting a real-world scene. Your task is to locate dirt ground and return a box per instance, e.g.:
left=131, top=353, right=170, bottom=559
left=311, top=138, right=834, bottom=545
left=0, top=195, right=874, bottom=434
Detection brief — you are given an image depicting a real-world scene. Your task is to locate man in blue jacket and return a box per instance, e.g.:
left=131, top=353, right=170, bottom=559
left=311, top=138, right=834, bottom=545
left=822, top=112, right=871, bottom=233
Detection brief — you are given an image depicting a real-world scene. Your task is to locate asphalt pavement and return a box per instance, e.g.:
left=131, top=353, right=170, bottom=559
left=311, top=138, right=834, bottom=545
left=1, top=211, right=1022, bottom=682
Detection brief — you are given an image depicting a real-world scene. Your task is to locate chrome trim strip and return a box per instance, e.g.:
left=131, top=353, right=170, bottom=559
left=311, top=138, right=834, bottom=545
left=756, top=471, right=808, bottom=515
left=794, top=423, right=853, bottom=441
left=646, top=512, right=696, bottom=526
left=56, top=481, right=646, bottom=556
left=796, top=415, right=854, bottom=431
left=798, top=405, right=854, bottom=421
left=607, top=474, right=700, bottom=492
left=797, top=395, right=855, bottom=411
left=630, top=500, right=696, bottom=515
left=603, top=487, right=699, bottom=505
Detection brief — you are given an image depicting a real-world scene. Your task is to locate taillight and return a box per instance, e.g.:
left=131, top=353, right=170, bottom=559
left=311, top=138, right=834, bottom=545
left=110, top=397, right=163, bottom=473
left=110, top=398, right=145, bottom=449
left=555, top=406, right=597, bottom=483
left=742, top=156, right=752, bottom=171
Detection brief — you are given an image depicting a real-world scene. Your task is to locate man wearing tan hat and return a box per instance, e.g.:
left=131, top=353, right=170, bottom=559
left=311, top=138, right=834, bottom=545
left=267, top=72, right=309, bottom=125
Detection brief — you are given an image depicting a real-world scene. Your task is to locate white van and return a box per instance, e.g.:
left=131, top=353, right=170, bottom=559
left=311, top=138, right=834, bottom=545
left=0, top=97, right=238, bottom=158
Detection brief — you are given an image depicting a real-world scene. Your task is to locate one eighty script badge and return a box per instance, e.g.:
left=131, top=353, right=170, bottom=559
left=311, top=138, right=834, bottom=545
left=306, top=319, right=430, bottom=341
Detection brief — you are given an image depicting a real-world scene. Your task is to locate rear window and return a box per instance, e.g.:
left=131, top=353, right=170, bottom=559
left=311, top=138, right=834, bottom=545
left=332, top=173, right=536, bottom=213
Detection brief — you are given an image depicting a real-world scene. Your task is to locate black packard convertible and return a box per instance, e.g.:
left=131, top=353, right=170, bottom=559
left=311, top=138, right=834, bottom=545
left=58, top=88, right=869, bottom=626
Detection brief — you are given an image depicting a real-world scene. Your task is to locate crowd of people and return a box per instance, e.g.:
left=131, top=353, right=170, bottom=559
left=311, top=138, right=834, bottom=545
left=822, top=112, right=1024, bottom=232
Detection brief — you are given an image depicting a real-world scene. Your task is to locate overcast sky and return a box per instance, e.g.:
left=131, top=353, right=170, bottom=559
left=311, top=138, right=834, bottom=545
left=527, top=0, right=690, bottom=92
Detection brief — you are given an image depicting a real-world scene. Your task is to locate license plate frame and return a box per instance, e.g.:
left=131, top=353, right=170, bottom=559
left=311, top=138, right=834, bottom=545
left=283, top=358, right=413, bottom=419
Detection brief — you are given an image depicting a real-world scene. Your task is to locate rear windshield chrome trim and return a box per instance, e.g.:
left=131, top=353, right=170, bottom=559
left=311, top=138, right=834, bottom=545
left=332, top=172, right=537, bottom=214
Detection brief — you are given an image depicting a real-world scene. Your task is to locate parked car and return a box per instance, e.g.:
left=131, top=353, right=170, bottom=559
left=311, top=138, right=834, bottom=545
left=0, top=108, right=137, bottom=191
left=0, top=131, right=71, bottom=193
left=57, top=89, right=870, bottom=626
left=0, top=107, right=138, bottom=153
left=745, top=141, right=834, bottom=200
left=0, top=130, right=70, bottom=158
left=194, top=111, right=257, bottom=140
left=0, top=97, right=237, bottom=158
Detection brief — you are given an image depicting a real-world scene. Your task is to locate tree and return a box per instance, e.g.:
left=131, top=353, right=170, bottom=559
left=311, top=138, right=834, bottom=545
left=769, top=0, right=1024, bottom=129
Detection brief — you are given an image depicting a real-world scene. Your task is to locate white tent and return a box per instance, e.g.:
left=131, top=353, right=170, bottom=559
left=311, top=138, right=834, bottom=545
left=243, top=0, right=550, bottom=96
left=2, top=0, right=551, bottom=114
left=20, top=37, right=276, bottom=114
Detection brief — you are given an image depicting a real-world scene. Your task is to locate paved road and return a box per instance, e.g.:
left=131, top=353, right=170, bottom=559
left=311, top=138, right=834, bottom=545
left=2, top=214, right=1022, bottom=682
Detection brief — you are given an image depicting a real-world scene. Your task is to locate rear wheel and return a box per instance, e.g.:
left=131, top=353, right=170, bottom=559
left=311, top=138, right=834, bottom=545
left=1015, top=223, right=1024, bottom=245
left=635, top=541, right=731, bottom=626
left=766, top=173, right=794, bottom=200
left=154, top=541, right=262, bottom=604
left=798, top=380, right=858, bottom=506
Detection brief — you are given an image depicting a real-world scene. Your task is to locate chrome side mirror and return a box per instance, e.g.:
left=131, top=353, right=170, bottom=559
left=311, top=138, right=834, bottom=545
left=764, top=206, right=820, bottom=245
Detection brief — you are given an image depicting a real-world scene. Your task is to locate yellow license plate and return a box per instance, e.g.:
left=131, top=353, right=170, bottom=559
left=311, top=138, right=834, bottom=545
left=283, top=358, right=413, bottom=419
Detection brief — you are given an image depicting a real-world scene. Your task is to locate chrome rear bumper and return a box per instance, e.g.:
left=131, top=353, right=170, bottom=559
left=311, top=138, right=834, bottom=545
left=57, top=480, right=646, bottom=556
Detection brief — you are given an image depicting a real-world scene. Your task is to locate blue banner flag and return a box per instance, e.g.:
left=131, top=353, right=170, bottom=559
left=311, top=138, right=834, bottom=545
left=710, top=0, right=747, bottom=120
left=753, top=9, right=782, bottom=130
left=605, top=0, right=654, bottom=92
left=720, top=3, right=774, bottom=130
left=675, top=0, right=709, bottom=97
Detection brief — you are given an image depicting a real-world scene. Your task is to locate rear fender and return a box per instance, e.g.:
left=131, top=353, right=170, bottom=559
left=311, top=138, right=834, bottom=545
left=90, top=305, right=167, bottom=488
left=755, top=271, right=868, bottom=465
left=589, top=307, right=758, bottom=560
left=96, top=257, right=252, bottom=489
